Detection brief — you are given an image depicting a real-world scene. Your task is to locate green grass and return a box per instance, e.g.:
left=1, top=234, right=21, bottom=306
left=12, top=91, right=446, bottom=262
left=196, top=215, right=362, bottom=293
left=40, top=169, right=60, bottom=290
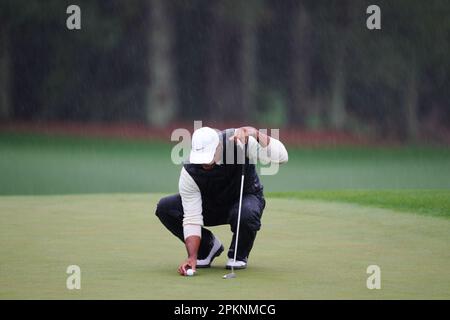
left=0, top=133, right=176, bottom=195
left=1, top=133, right=449, bottom=299
left=1, top=193, right=449, bottom=299
left=1, top=133, right=450, bottom=195
left=268, top=190, right=450, bottom=219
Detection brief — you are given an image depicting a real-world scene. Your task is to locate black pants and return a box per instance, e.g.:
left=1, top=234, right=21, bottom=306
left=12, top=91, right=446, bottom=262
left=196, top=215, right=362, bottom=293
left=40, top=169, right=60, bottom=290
left=155, top=193, right=265, bottom=261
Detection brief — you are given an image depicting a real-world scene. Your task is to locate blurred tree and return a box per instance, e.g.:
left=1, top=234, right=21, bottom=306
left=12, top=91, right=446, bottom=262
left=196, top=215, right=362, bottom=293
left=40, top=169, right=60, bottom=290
left=1, top=0, right=449, bottom=141
left=359, top=0, right=450, bottom=140
left=173, top=0, right=211, bottom=120
left=0, top=17, right=11, bottom=120
left=387, top=0, right=426, bottom=140
left=239, top=0, right=261, bottom=121
left=147, top=0, right=178, bottom=126
left=395, top=0, right=450, bottom=140
left=205, top=0, right=231, bottom=121
left=287, top=0, right=313, bottom=127
left=327, top=0, right=355, bottom=130
left=205, top=0, right=267, bottom=121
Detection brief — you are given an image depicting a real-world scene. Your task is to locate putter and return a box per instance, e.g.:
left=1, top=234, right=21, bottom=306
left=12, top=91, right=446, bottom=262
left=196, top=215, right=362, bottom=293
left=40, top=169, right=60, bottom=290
left=223, top=142, right=247, bottom=279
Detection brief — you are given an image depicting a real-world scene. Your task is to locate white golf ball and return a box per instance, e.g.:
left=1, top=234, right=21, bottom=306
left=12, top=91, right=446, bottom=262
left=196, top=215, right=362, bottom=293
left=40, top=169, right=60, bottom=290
left=186, top=269, right=195, bottom=277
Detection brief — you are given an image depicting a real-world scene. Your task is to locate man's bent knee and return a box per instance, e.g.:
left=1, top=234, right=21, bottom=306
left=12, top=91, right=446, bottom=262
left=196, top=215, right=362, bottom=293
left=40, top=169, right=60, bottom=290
left=155, top=194, right=183, bottom=219
left=233, top=207, right=262, bottom=232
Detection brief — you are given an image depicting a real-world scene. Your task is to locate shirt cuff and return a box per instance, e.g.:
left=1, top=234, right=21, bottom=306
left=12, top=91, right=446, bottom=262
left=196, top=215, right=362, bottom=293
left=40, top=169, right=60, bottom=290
left=183, top=224, right=202, bottom=240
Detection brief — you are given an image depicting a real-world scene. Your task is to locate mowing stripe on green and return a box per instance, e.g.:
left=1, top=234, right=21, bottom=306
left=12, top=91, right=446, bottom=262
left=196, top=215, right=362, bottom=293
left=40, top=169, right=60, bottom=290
left=2, top=133, right=450, bottom=195
left=267, top=190, right=450, bottom=218
left=1, top=194, right=450, bottom=299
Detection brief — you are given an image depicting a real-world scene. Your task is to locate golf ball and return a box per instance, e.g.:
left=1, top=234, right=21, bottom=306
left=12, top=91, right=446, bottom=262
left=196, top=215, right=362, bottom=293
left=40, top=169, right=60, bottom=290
left=186, top=269, right=195, bottom=277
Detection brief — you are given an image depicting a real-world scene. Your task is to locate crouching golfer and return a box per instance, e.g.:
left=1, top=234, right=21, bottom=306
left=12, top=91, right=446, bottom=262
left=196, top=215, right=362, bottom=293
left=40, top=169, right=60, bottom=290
left=155, top=126, right=288, bottom=275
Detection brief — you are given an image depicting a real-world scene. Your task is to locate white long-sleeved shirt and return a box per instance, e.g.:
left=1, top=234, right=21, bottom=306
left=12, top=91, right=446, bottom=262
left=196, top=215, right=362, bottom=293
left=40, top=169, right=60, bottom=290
left=180, top=133, right=288, bottom=239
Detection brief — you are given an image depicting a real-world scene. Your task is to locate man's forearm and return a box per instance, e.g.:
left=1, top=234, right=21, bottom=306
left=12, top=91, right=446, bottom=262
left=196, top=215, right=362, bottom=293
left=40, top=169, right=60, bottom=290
left=236, top=126, right=288, bottom=164
left=254, top=128, right=270, bottom=148
left=240, top=126, right=271, bottom=147
left=185, top=235, right=201, bottom=259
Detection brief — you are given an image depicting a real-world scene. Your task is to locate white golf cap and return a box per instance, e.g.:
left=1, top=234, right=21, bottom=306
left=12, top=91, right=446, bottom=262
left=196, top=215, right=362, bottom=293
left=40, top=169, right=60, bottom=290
left=189, top=127, right=220, bottom=164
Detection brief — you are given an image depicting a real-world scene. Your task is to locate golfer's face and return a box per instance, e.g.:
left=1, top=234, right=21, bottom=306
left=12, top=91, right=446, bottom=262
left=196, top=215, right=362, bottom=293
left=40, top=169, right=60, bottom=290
left=201, top=144, right=222, bottom=170
left=201, top=163, right=215, bottom=170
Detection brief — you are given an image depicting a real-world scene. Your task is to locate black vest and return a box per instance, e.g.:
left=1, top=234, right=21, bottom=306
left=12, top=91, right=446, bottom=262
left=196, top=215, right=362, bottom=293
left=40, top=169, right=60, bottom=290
left=184, top=129, right=263, bottom=210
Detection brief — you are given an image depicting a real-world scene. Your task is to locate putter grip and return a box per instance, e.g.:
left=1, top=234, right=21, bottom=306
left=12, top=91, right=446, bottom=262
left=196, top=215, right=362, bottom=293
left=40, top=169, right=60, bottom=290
left=242, top=143, right=247, bottom=175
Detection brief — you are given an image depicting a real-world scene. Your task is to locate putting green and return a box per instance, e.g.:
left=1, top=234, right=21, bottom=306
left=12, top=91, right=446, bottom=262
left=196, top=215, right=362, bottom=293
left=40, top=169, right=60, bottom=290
left=0, top=194, right=449, bottom=299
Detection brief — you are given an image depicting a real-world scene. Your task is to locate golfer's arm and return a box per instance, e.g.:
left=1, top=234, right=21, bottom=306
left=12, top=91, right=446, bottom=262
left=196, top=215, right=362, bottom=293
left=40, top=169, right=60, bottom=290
left=179, top=168, right=204, bottom=259
left=237, top=126, right=270, bottom=147
left=243, top=128, right=289, bottom=164
left=184, top=235, right=201, bottom=259
left=254, top=128, right=270, bottom=148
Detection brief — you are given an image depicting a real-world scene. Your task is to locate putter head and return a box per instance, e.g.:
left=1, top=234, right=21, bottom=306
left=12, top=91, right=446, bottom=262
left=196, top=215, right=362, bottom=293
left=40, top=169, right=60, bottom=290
left=223, top=272, right=236, bottom=279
